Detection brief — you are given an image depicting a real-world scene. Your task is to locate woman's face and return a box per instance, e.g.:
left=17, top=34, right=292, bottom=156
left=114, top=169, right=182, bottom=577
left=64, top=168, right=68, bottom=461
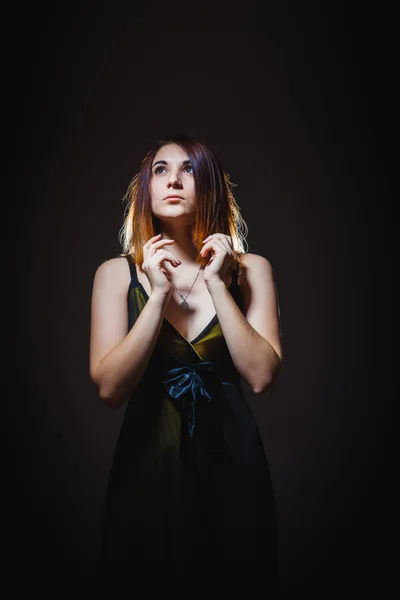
left=150, top=143, right=196, bottom=226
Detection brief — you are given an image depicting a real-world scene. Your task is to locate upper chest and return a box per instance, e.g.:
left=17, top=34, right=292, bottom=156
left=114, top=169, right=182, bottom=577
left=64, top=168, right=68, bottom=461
left=135, top=265, right=235, bottom=343
left=163, top=281, right=217, bottom=341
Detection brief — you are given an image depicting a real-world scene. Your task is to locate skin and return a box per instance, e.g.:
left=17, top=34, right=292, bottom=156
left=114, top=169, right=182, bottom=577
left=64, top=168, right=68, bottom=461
left=89, top=143, right=283, bottom=408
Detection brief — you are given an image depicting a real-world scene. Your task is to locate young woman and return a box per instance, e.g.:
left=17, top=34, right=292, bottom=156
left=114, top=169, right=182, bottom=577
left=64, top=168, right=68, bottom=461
left=89, top=133, right=283, bottom=579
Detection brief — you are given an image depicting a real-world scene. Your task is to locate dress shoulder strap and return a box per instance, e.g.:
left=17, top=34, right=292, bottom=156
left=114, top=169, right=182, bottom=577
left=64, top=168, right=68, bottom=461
left=231, top=259, right=240, bottom=285
left=229, top=259, right=243, bottom=312
left=125, top=254, right=138, bottom=283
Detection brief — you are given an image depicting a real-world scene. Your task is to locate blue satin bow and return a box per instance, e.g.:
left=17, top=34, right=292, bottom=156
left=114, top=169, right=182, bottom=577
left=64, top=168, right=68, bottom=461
left=161, top=360, right=222, bottom=437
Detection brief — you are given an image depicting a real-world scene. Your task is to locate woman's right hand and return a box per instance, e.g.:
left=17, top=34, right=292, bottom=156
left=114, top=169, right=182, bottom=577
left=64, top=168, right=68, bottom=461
left=142, top=234, right=181, bottom=298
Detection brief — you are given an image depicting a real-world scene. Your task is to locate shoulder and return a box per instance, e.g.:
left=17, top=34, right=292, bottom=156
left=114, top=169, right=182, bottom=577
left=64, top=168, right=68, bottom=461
left=236, top=253, right=279, bottom=319
left=95, top=255, right=129, bottom=277
left=238, top=252, right=274, bottom=280
left=93, top=256, right=131, bottom=290
left=239, top=252, right=272, bottom=268
left=236, top=252, right=277, bottom=296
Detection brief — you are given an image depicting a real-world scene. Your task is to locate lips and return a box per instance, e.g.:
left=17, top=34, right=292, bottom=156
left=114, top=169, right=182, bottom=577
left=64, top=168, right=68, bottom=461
left=164, top=195, right=184, bottom=200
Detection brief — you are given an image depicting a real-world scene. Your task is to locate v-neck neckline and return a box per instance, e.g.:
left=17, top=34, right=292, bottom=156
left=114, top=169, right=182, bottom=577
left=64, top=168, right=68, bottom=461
left=134, top=278, right=234, bottom=347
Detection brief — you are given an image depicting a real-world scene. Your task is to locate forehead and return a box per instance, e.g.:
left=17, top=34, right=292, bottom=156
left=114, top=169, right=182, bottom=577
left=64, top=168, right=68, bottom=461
left=153, top=143, right=189, bottom=163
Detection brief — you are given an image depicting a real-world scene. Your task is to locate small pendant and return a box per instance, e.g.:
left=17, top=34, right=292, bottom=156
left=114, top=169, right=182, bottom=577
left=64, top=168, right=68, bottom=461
left=180, top=300, right=189, bottom=310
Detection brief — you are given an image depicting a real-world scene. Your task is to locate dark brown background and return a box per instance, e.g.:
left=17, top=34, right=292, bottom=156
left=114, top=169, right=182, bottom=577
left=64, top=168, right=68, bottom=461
left=5, top=0, right=393, bottom=592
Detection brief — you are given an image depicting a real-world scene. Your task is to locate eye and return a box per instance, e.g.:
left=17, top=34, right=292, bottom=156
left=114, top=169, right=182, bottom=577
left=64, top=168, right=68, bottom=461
left=183, top=165, right=193, bottom=174
left=154, top=166, right=166, bottom=174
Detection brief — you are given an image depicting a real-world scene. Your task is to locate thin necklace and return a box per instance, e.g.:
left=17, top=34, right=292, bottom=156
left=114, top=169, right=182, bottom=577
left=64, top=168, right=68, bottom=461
left=172, top=264, right=202, bottom=310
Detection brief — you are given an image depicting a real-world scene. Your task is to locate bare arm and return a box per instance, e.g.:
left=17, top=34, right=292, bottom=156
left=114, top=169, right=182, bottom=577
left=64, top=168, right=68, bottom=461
left=206, top=253, right=283, bottom=395
left=89, top=258, right=169, bottom=408
left=90, top=235, right=180, bottom=408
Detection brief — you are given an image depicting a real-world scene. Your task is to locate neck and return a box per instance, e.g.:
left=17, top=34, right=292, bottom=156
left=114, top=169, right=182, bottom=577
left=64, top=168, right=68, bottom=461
left=158, top=224, right=199, bottom=265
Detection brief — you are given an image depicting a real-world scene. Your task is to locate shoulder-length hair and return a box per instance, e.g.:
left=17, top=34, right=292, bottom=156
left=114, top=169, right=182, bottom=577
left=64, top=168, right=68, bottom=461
left=118, top=133, right=248, bottom=267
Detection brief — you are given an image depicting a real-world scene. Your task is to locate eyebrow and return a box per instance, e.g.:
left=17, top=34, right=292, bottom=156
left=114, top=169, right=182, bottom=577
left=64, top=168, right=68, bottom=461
left=152, top=159, right=192, bottom=168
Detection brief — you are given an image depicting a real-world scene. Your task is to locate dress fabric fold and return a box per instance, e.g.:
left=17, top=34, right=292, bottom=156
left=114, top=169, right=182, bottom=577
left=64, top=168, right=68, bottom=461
left=99, top=256, right=279, bottom=583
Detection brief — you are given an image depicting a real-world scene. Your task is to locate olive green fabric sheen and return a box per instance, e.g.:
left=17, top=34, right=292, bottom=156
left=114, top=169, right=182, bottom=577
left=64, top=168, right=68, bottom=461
left=99, top=257, right=279, bottom=583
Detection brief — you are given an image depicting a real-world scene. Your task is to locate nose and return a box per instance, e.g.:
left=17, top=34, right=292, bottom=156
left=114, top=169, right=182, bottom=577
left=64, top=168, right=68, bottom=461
left=167, top=169, right=183, bottom=188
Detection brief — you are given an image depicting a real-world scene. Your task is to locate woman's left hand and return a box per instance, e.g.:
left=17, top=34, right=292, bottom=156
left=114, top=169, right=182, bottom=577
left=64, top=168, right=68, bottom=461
left=200, top=233, right=235, bottom=287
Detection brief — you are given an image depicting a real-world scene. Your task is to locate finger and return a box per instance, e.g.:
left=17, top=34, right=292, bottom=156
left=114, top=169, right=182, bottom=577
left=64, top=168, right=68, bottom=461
left=145, top=239, right=175, bottom=257
left=143, top=233, right=161, bottom=248
left=202, top=234, right=220, bottom=244
left=215, top=236, right=233, bottom=254
left=151, top=249, right=181, bottom=266
left=200, top=239, right=227, bottom=257
left=202, top=237, right=232, bottom=258
left=202, top=234, right=217, bottom=244
left=200, top=240, right=218, bottom=256
left=202, top=234, right=232, bottom=246
left=151, top=239, right=175, bottom=252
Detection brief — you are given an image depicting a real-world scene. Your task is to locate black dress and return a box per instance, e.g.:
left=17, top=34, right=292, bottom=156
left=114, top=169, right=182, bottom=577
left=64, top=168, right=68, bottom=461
left=99, top=255, right=279, bottom=582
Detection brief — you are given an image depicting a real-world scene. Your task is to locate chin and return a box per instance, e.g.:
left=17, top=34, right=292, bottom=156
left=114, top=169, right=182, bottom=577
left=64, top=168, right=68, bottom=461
left=156, top=210, right=194, bottom=223
left=162, top=220, right=195, bottom=229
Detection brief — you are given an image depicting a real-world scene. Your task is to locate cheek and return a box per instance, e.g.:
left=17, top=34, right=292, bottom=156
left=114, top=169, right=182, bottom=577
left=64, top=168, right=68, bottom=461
left=150, top=180, right=161, bottom=201
left=188, top=180, right=196, bottom=199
